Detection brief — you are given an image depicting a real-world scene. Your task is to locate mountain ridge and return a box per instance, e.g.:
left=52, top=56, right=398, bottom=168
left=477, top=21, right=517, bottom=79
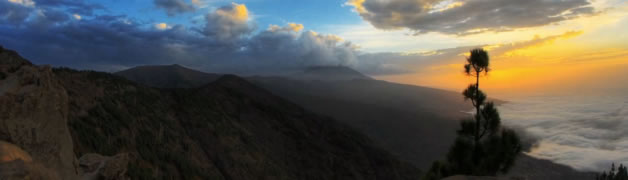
left=114, top=63, right=596, bottom=179
left=0, top=46, right=422, bottom=179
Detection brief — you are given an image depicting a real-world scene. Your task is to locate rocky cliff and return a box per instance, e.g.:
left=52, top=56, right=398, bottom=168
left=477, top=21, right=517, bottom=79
left=0, top=46, right=78, bottom=179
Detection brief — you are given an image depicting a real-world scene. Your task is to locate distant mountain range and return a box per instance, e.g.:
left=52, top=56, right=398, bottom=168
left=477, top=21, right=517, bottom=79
left=117, top=64, right=471, bottom=169
left=0, top=46, right=420, bottom=179
left=115, top=64, right=595, bottom=179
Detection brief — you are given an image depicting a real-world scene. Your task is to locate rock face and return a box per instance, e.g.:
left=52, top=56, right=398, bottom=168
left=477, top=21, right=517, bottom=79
left=79, top=153, right=130, bottom=180
left=0, top=46, right=78, bottom=179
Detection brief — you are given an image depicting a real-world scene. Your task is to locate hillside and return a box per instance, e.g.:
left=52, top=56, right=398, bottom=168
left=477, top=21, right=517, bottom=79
left=0, top=46, right=421, bottom=179
left=291, top=66, right=374, bottom=81
left=115, top=64, right=596, bottom=179
left=247, top=76, right=469, bottom=169
left=117, top=65, right=472, bottom=169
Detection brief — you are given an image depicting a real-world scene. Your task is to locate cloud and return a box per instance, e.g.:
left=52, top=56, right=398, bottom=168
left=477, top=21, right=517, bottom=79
left=0, top=1, right=589, bottom=77
left=0, top=0, right=33, bottom=24
left=500, top=95, right=628, bottom=171
left=346, top=0, right=597, bottom=35
left=155, top=23, right=170, bottom=30
left=191, top=0, right=202, bottom=6
left=238, top=25, right=361, bottom=74
left=0, top=2, right=393, bottom=75
left=8, top=0, right=35, bottom=7
left=32, top=0, right=104, bottom=16
left=201, top=3, right=253, bottom=43
left=1, top=0, right=104, bottom=26
left=353, top=31, right=585, bottom=75
left=154, top=0, right=195, bottom=16
left=268, top=23, right=304, bottom=33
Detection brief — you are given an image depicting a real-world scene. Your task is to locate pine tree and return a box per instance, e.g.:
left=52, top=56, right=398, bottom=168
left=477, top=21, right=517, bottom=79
left=596, top=163, right=628, bottom=180
left=422, top=49, right=522, bottom=179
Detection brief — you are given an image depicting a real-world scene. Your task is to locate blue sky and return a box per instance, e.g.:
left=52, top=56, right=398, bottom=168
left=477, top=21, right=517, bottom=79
left=0, top=0, right=627, bottom=92
left=90, top=0, right=362, bottom=34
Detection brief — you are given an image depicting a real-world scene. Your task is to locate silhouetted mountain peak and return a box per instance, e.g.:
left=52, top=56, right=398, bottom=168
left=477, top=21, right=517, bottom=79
left=294, top=66, right=373, bottom=81
left=115, top=64, right=221, bottom=88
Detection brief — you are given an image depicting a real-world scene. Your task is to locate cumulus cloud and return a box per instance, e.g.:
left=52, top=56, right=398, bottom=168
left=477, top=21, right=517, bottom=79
left=154, top=0, right=195, bottom=16
left=0, top=2, right=394, bottom=75
left=238, top=26, right=361, bottom=74
left=1, top=0, right=587, bottom=77
left=346, top=0, right=596, bottom=35
left=201, top=3, right=253, bottom=43
left=268, top=23, right=304, bottom=33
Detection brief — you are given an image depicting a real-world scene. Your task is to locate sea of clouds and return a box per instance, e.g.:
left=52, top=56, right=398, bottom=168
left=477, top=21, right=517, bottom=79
left=498, top=93, right=628, bottom=171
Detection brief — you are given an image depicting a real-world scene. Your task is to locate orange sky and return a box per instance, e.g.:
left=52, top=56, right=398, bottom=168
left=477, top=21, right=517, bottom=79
left=374, top=5, right=628, bottom=97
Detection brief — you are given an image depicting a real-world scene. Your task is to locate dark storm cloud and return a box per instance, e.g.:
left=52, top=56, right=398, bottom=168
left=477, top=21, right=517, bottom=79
left=154, top=0, right=195, bottom=16
left=348, top=0, right=596, bottom=35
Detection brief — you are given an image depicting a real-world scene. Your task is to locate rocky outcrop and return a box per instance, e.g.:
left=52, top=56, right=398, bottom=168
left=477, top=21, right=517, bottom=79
left=79, top=153, right=130, bottom=180
left=0, top=46, right=79, bottom=179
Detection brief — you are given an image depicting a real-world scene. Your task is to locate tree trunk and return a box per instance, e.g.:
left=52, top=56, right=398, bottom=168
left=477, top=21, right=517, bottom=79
left=474, top=71, right=480, bottom=146
left=473, top=70, right=481, bottom=165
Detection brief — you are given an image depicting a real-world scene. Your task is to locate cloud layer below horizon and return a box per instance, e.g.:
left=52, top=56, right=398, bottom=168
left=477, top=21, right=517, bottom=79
left=500, top=94, right=628, bottom=171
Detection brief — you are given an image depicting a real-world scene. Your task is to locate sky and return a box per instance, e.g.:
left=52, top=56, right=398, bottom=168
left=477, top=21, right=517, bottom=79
left=0, top=0, right=627, bottom=95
